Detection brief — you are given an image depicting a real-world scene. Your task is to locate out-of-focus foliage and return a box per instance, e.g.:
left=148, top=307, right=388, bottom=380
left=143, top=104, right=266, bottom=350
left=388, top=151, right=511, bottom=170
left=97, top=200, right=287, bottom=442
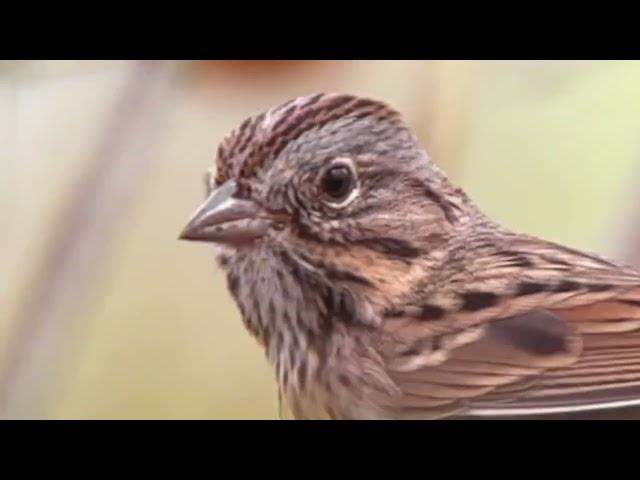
left=2, top=60, right=640, bottom=419
left=460, top=61, right=640, bottom=255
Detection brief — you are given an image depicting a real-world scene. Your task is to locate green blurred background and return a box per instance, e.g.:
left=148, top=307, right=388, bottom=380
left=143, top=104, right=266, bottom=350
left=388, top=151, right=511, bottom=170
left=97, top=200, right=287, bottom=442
left=2, top=60, right=640, bottom=419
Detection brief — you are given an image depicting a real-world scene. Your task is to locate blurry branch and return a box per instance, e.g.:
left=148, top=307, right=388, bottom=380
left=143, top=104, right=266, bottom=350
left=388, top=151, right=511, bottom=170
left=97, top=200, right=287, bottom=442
left=0, top=60, right=123, bottom=84
left=0, top=60, right=179, bottom=418
left=0, top=73, right=16, bottom=259
left=0, top=74, right=17, bottom=325
left=411, top=61, right=479, bottom=181
left=612, top=150, right=640, bottom=268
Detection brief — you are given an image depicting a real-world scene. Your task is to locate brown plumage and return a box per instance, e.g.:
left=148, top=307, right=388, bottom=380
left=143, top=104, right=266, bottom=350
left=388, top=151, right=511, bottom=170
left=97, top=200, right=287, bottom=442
left=180, top=93, right=640, bottom=419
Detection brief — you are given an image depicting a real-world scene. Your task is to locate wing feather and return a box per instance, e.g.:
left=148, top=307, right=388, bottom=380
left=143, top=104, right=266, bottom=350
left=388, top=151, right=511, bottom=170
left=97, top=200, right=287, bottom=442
left=380, top=239, right=640, bottom=419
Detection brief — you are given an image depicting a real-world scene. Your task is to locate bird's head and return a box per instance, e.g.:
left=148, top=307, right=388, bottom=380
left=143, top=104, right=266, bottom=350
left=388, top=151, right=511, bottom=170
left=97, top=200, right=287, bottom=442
left=179, top=94, right=469, bottom=329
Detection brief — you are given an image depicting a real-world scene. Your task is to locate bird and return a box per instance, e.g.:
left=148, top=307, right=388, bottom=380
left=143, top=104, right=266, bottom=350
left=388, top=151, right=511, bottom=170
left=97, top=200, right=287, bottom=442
left=179, top=93, right=640, bottom=420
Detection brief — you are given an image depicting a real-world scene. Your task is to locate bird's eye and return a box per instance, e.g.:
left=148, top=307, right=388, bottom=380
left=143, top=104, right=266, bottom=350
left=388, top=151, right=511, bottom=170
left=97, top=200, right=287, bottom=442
left=321, top=165, right=355, bottom=202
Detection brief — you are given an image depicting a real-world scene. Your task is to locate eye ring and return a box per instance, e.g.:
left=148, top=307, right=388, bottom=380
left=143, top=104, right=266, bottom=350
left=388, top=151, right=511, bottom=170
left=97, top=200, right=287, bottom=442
left=320, top=158, right=359, bottom=208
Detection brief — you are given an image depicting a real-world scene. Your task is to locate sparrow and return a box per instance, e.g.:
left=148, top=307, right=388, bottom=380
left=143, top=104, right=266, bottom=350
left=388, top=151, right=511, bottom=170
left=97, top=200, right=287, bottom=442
left=179, top=93, right=640, bottom=420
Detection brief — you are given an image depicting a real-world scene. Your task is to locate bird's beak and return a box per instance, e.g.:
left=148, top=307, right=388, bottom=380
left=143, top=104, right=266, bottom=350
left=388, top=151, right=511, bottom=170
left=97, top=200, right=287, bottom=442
left=179, top=180, right=270, bottom=245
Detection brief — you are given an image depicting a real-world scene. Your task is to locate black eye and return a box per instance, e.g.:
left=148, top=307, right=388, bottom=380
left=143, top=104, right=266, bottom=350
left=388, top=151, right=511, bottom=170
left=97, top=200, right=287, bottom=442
left=321, top=165, right=354, bottom=201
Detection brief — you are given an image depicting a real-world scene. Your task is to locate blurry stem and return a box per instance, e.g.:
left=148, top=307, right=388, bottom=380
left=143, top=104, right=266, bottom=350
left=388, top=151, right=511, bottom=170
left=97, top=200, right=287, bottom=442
left=0, top=60, right=179, bottom=418
left=412, top=60, right=478, bottom=181
left=611, top=151, right=640, bottom=268
left=0, top=73, right=16, bottom=292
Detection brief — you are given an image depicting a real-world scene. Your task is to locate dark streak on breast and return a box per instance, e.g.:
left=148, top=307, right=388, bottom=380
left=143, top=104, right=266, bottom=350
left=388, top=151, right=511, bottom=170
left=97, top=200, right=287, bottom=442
left=298, top=359, right=308, bottom=392
left=227, top=273, right=240, bottom=297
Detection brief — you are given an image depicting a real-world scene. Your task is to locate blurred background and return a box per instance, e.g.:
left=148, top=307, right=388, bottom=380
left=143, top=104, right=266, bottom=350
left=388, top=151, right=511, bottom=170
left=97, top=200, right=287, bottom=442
left=2, top=60, right=640, bottom=419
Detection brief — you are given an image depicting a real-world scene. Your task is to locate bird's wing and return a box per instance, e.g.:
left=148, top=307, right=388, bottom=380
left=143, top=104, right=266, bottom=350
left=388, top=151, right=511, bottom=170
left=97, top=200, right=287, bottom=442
left=380, top=237, right=640, bottom=419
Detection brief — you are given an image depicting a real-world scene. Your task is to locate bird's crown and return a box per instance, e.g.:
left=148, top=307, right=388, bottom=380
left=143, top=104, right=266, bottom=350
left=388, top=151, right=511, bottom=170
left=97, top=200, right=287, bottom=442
left=214, top=93, right=403, bottom=187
